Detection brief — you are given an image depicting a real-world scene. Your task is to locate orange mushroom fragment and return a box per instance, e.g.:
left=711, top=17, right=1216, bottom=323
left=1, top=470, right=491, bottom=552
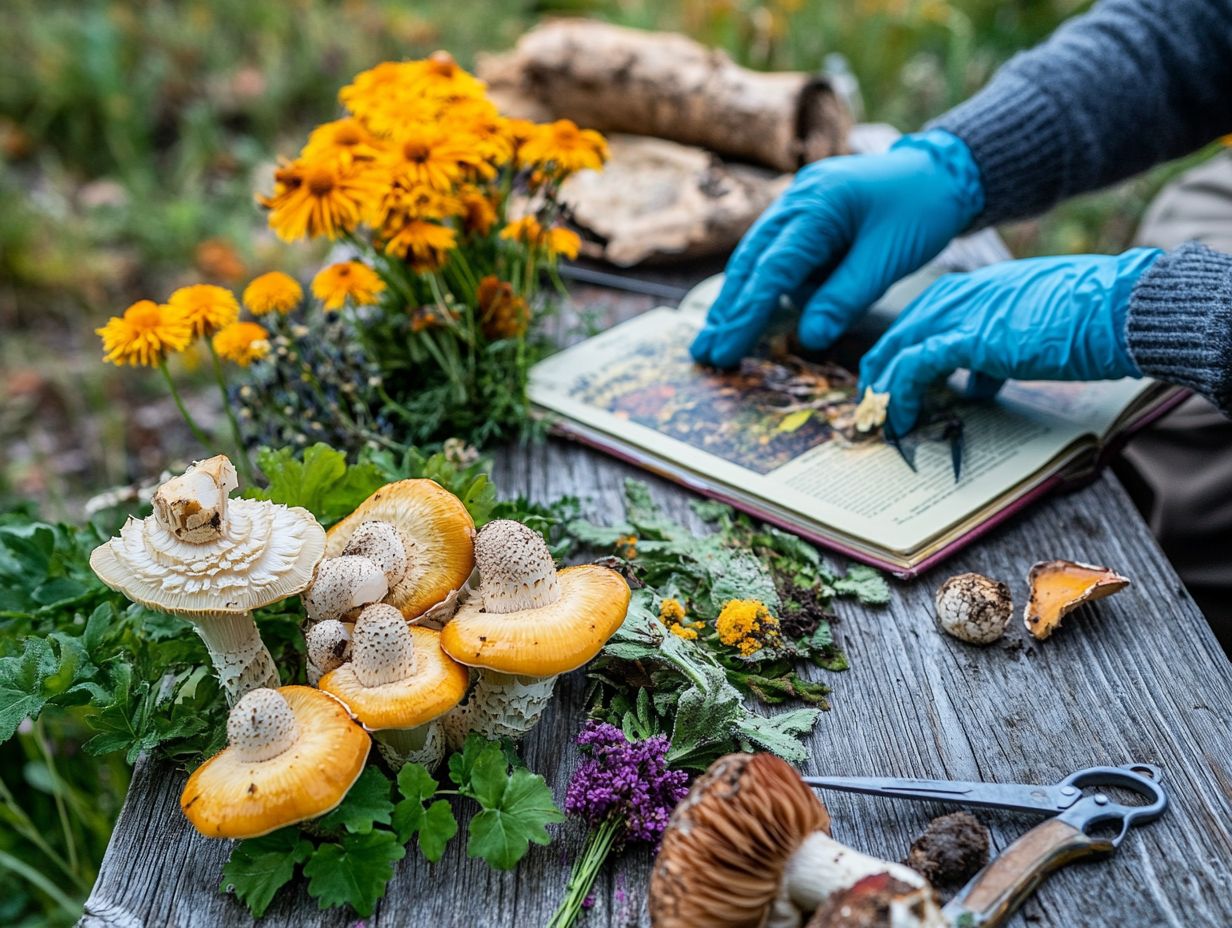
left=180, top=685, right=369, bottom=839
left=1024, top=559, right=1130, bottom=640
left=324, top=479, right=476, bottom=621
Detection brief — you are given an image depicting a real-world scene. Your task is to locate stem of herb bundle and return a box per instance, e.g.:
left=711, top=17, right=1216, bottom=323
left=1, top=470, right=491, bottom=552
left=158, top=361, right=213, bottom=451
left=205, top=343, right=255, bottom=485
left=546, top=817, right=622, bottom=928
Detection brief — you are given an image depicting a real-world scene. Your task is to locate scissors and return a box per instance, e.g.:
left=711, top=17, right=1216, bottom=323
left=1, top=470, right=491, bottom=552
left=803, top=763, right=1169, bottom=928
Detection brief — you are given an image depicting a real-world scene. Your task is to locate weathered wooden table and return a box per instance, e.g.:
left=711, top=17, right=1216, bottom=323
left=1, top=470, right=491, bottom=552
left=82, top=286, right=1232, bottom=928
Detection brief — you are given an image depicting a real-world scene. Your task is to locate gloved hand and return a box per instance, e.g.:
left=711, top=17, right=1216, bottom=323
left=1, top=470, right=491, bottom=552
left=859, top=248, right=1163, bottom=436
left=690, top=129, right=985, bottom=368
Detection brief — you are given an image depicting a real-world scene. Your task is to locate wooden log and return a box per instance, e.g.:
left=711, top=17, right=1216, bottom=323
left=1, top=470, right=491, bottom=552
left=478, top=19, right=851, bottom=172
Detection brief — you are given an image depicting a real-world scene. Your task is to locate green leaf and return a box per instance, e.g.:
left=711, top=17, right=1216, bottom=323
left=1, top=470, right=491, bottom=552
left=245, top=443, right=386, bottom=526
left=832, top=565, right=891, bottom=606
left=304, top=830, right=406, bottom=917
left=447, top=732, right=497, bottom=788
left=465, top=741, right=512, bottom=809
left=221, top=828, right=313, bottom=918
left=0, top=637, right=56, bottom=741
left=396, top=762, right=438, bottom=803
left=316, top=766, right=394, bottom=835
left=707, top=547, right=781, bottom=614
left=418, top=800, right=459, bottom=862
left=734, top=708, right=821, bottom=764
left=466, top=766, right=563, bottom=870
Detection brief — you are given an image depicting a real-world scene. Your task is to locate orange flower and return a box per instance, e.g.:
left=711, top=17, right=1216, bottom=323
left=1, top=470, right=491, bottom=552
left=518, top=119, right=608, bottom=174
left=311, top=261, right=386, bottom=312
left=500, top=216, right=581, bottom=258
left=476, top=275, right=529, bottom=340
left=382, top=125, right=476, bottom=193
left=499, top=215, right=543, bottom=247
left=258, top=157, right=381, bottom=241
left=459, top=187, right=497, bottom=236
left=212, top=321, right=271, bottom=366
left=194, top=238, right=247, bottom=284
left=302, top=117, right=384, bottom=165
left=545, top=226, right=581, bottom=260
left=96, top=300, right=193, bottom=367
left=166, top=284, right=240, bottom=338
left=383, top=219, right=457, bottom=272
left=242, top=271, right=303, bottom=316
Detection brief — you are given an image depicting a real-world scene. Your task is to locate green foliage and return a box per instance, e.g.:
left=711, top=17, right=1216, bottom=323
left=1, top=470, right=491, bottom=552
left=315, top=766, right=395, bottom=835
left=220, top=829, right=313, bottom=920
left=245, top=444, right=386, bottom=527
left=303, top=831, right=407, bottom=918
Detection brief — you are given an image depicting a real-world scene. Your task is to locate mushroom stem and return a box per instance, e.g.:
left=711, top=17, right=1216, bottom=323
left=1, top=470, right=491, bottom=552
left=373, top=722, right=445, bottom=770
left=195, top=613, right=280, bottom=705
left=779, top=831, right=945, bottom=928
left=444, top=671, right=557, bottom=747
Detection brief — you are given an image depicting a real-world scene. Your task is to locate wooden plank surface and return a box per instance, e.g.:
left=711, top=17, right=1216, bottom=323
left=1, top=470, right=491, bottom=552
left=81, top=438, right=1232, bottom=928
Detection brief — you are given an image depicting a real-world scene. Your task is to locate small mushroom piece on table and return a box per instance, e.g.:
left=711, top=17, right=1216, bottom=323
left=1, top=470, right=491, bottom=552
left=324, top=480, right=476, bottom=622
left=440, top=519, right=631, bottom=744
left=89, top=455, right=326, bottom=704
left=649, top=753, right=945, bottom=928
left=1024, top=559, right=1130, bottom=640
left=180, top=685, right=369, bottom=839
left=318, top=603, right=469, bottom=769
left=934, top=572, right=1012, bottom=645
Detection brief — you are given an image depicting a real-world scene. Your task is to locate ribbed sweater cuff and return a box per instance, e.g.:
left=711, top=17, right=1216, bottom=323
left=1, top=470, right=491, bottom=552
left=1128, top=242, right=1232, bottom=413
left=929, top=73, right=1070, bottom=229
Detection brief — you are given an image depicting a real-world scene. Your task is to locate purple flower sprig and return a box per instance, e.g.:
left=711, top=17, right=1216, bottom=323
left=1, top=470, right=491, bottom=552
left=565, top=721, right=689, bottom=845
left=549, top=722, right=690, bottom=928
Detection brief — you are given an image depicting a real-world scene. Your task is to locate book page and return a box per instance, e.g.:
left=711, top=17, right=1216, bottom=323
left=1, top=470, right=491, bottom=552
left=531, top=306, right=1110, bottom=554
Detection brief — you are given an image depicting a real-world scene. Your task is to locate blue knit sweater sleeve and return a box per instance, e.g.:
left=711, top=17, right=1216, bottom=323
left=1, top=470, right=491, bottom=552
left=931, top=0, right=1232, bottom=413
left=931, top=0, right=1232, bottom=227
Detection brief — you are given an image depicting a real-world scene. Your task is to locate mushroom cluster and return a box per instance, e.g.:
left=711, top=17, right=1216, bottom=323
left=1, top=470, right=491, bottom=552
left=90, top=455, right=326, bottom=704
left=649, top=753, right=946, bottom=928
left=440, top=519, right=631, bottom=744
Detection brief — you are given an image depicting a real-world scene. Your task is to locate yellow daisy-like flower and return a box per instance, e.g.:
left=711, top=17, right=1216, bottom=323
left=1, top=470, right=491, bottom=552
left=412, top=52, right=488, bottom=101
left=311, top=261, right=386, bottom=312
left=96, top=300, right=193, bottom=368
left=383, top=125, right=476, bottom=193
left=212, top=321, right=271, bottom=367
left=545, top=226, right=581, bottom=260
left=242, top=271, right=303, bottom=316
left=383, top=218, right=457, bottom=272
left=500, top=216, right=581, bottom=259
left=459, top=187, right=497, bottom=236
left=518, top=119, right=608, bottom=174
left=258, top=157, right=381, bottom=242
left=447, top=98, right=512, bottom=164
left=500, top=215, right=543, bottom=247
left=476, top=275, right=529, bottom=340
left=302, top=117, right=385, bottom=165
left=166, top=284, right=240, bottom=338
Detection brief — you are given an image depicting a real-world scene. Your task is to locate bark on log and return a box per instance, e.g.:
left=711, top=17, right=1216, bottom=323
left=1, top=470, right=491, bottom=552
left=558, top=134, right=790, bottom=265
left=478, top=19, right=851, bottom=172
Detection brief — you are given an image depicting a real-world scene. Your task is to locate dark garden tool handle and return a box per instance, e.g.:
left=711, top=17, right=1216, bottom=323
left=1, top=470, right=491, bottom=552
left=942, top=818, right=1114, bottom=928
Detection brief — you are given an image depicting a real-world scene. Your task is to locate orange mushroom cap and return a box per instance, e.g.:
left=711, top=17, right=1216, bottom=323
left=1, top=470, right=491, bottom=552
left=325, top=479, right=475, bottom=620
left=180, top=685, right=369, bottom=839
left=318, top=605, right=469, bottom=731
left=1024, top=559, right=1130, bottom=640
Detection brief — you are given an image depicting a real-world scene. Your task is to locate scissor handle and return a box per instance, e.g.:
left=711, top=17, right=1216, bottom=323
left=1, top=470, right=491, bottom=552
left=942, top=817, right=1113, bottom=928
left=1057, top=763, right=1168, bottom=845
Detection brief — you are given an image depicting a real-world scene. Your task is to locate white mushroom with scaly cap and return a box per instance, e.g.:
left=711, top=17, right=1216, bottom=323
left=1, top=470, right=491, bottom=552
left=440, top=519, right=631, bottom=744
left=340, top=520, right=409, bottom=586
left=318, top=604, right=468, bottom=769
left=89, top=455, right=326, bottom=704
left=305, top=618, right=353, bottom=685
left=303, top=555, right=389, bottom=623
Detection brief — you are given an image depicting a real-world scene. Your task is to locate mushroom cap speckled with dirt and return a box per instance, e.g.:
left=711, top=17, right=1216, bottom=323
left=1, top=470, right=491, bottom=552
left=934, top=573, right=1012, bottom=645
left=180, top=685, right=369, bottom=839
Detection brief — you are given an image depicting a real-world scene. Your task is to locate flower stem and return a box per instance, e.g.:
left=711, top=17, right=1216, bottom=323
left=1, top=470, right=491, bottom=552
left=546, top=817, right=623, bottom=928
left=205, top=341, right=255, bottom=485
left=158, top=361, right=213, bottom=450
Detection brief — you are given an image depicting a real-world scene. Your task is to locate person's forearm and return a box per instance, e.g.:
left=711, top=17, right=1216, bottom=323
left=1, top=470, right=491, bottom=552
left=1128, top=243, right=1232, bottom=413
left=930, top=0, right=1232, bottom=228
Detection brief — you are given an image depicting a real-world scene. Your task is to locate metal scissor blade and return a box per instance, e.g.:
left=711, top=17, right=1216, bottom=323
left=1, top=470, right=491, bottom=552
left=802, top=775, right=1081, bottom=815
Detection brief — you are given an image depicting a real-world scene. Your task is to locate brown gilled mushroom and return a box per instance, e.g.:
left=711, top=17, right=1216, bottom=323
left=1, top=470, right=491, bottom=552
left=324, top=480, right=476, bottom=621
left=440, top=519, right=630, bottom=744
left=90, top=455, right=326, bottom=703
left=180, top=685, right=369, bottom=839
left=650, top=754, right=945, bottom=928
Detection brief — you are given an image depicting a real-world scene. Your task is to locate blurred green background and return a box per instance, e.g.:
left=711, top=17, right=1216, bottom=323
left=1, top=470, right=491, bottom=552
left=0, top=1, right=1218, bottom=924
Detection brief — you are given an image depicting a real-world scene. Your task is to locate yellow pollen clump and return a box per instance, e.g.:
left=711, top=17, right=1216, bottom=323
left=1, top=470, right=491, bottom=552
left=716, top=599, right=781, bottom=657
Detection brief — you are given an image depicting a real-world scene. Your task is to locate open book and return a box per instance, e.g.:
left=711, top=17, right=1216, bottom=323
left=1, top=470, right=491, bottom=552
left=531, top=273, right=1185, bottom=577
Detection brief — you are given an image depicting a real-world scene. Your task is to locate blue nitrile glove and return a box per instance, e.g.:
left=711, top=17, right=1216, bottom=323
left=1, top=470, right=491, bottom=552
left=690, top=129, right=984, bottom=368
left=859, top=248, right=1163, bottom=437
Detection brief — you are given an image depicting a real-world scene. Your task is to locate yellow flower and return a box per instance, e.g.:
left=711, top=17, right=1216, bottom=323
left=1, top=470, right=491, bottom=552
left=242, top=271, right=303, bottom=316
left=447, top=98, right=513, bottom=164
left=716, top=599, right=782, bottom=657
left=96, top=300, right=193, bottom=368
left=545, top=226, right=581, bottom=260
left=615, top=534, right=639, bottom=560
left=383, top=218, right=457, bottom=272
left=166, top=284, right=240, bottom=338
left=258, top=157, right=381, bottom=242
left=659, top=598, right=686, bottom=624
left=311, top=261, right=386, bottom=312
left=459, top=187, right=497, bottom=236
left=302, top=117, right=384, bottom=165
left=668, top=623, right=698, bottom=640
left=476, top=275, right=528, bottom=340
left=500, top=215, right=543, bottom=247
left=518, top=119, right=608, bottom=174
left=211, top=321, right=271, bottom=367
left=383, top=124, right=476, bottom=193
